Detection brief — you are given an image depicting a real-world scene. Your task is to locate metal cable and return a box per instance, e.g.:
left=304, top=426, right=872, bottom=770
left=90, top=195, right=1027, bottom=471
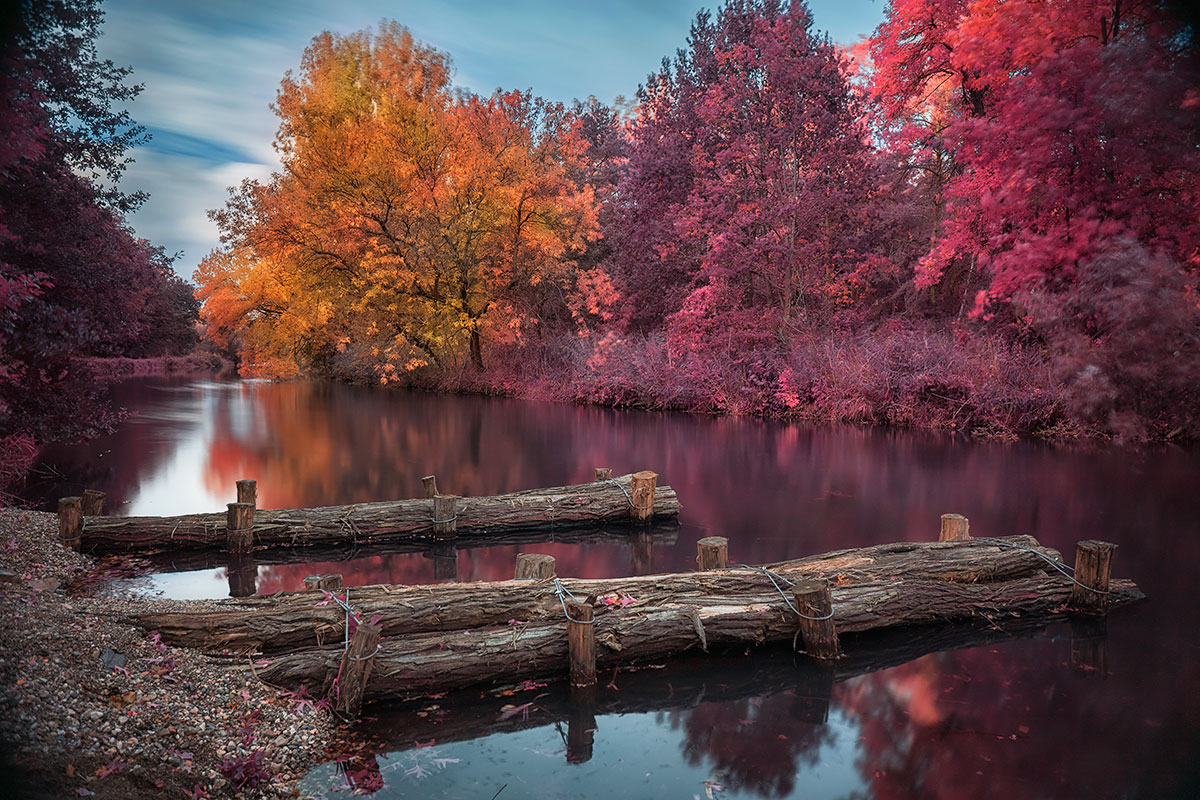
left=607, top=478, right=654, bottom=512
left=553, top=578, right=595, bottom=624
left=971, top=536, right=1109, bottom=595
left=730, top=564, right=835, bottom=621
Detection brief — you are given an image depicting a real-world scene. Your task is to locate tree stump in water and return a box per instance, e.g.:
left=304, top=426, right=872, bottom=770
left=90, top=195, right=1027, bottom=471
left=794, top=579, right=839, bottom=659
left=226, top=502, right=254, bottom=554
left=422, top=476, right=437, bottom=499
left=629, top=471, right=657, bottom=525
left=593, top=468, right=611, bottom=482
left=567, top=600, right=596, bottom=687
left=431, top=495, right=458, bottom=540
left=236, top=480, right=257, bottom=507
left=514, top=553, right=556, bottom=580
left=939, top=514, right=970, bottom=541
left=697, top=537, right=729, bottom=571
left=336, top=622, right=381, bottom=719
left=1069, top=540, right=1115, bottom=614
left=81, top=490, right=106, bottom=516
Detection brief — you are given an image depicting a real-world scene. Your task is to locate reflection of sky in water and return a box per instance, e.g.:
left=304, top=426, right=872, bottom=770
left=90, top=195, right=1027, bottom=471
left=299, top=709, right=865, bottom=799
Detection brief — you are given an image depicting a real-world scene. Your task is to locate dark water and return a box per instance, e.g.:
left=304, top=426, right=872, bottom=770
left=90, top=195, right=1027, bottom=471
left=22, top=377, right=1200, bottom=798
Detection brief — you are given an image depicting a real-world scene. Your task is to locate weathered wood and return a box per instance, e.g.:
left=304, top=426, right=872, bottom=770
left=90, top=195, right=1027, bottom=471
left=1069, top=540, right=1115, bottom=614
left=697, top=536, right=729, bottom=571
left=257, top=574, right=1143, bottom=701
left=939, top=513, right=970, bottom=541
left=514, top=553, right=556, bottom=580
left=431, top=495, right=458, bottom=540
left=226, top=502, right=254, bottom=554
left=593, top=468, right=611, bottom=482
left=132, top=536, right=1074, bottom=653
left=335, top=622, right=381, bottom=718
left=567, top=600, right=596, bottom=687
left=794, top=579, right=839, bottom=659
left=58, top=497, right=82, bottom=551
left=81, top=490, right=107, bottom=516
left=629, top=471, right=656, bottom=525
left=83, top=474, right=680, bottom=552
left=236, top=480, right=257, bottom=507
left=303, top=574, right=343, bottom=591
left=422, top=476, right=437, bottom=499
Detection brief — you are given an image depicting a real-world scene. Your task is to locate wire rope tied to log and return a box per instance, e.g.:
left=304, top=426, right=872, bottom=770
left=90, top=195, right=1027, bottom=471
left=431, top=515, right=458, bottom=524
left=971, top=536, right=1110, bottom=595
left=345, top=645, right=382, bottom=661
left=606, top=478, right=653, bottom=512
left=732, top=564, right=835, bottom=621
left=553, top=578, right=595, bottom=624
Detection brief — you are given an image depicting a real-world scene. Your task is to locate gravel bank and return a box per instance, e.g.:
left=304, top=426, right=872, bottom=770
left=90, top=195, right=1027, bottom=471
left=0, top=509, right=338, bottom=798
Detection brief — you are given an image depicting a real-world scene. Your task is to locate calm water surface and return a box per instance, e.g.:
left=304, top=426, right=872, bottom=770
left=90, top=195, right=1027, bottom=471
left=22, top=377, right=1200, bottom=798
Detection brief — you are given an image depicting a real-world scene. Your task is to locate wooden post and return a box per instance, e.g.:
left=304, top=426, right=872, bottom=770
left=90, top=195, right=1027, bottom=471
left=58, top=497, right=82, bottom=551
left=1069, top=540, right=1116, bottom=614
left=422, top=475, right=438, bottom=499
left=632, top=531, right=654, bottom=576
left=566, top=685, right=597, bottom=764
left=696, top=536, right=729, bottom=571
left=629, top=470, right=657, bottom=525
left=336, top=622, right=382, bottom=719
left=236, top=479, right=257, bottom=507
left=303, top=574, right=343, bottom=591
left=566, top=600, right=596, bottom=687
left=593, top=468, right=611, bottom=482
left=514, top=553, right=556, bottom=580
left=794, top=579, right=840, bottom=659
left=939, top=513, right=970, bottom=541
left=431, top=494, right=458, bottom=540
left=226, top=502, right=255, bottom=554
left=227, top=553, right=257, bottom=598
left=81, top=490, right=106, bottom=516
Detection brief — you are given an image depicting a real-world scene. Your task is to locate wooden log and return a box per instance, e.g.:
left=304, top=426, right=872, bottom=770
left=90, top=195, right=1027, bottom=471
left=593, top=468, right=611, bottom=482
left=257, top=574, right=1143, bottom=700
left=78, top=475, right=682, bottom=552
left=58, top=497, right=82, bottom=551
left=303, top=574, right=343, bottom=591
left=697, top=536, right=729, bottom=571
left=236, top=480, right=257, bottom=507
left=131, top=536, right=1073, bottom=653
left=336, top=622, right=381, bottom=719
left=629, top=471, right=656, bottom=525
left=1069, top=540, right=1116, bottom=614
left=567, top=600, right=596, bottom=687
left=81, top=490, right=106, bottom=516
left=431, top=495, right=458, bottom=540
left=939, top=514, right=970, bottom=542
left=514, top=553, right=556, bottom=580
left=226, top=502, right=254, bottom=554
left=794, top=579, right=840, bottom=659
left=422, top=476, right=437, bottom=499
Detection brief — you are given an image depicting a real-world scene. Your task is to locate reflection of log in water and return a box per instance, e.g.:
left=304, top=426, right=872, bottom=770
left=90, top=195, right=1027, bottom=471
left=338, top=612, right=1104, bottom=755
left=133, top=536, right=1067, bottom=653
left=78, top=474, right=681, bottom=552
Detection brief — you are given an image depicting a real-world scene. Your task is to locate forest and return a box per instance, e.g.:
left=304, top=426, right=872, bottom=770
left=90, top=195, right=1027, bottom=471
left=4, top=0, right=1200, bottom=468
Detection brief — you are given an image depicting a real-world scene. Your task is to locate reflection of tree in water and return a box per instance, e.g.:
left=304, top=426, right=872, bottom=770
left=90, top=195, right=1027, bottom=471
left=671, top=691, right=833, bottom=798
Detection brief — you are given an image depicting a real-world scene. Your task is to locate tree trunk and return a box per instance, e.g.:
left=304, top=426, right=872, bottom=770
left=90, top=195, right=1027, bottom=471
left=469, top=327, right=483, bottom=369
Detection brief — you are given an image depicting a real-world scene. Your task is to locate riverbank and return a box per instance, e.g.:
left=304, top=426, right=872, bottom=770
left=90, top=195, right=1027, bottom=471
left=0, top=508, right=333, bottom=798
left=82, top=354, right=235, bottom=380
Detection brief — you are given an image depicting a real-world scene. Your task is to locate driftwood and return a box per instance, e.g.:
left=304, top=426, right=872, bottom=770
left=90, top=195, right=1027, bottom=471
left=133, top=536, right=1063, bottom=653
left=80, top=474, right=680, bottom=553
left=256, top=574, right=1142, bottom=700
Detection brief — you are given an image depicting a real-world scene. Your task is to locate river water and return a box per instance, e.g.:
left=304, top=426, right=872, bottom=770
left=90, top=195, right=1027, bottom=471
left=21, top=376, right=1200, bottom=798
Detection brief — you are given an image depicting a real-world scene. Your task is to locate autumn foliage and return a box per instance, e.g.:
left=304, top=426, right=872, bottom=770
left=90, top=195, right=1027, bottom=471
left=195, top=1, right=1200, bottom=440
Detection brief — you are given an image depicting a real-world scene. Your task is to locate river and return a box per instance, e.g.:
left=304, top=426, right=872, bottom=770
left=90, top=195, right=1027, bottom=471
left=21, top=376, right=1200, bottom=798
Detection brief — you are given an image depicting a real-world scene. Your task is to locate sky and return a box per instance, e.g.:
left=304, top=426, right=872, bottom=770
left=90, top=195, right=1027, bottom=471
left=95, top=0, right=887, bottom=281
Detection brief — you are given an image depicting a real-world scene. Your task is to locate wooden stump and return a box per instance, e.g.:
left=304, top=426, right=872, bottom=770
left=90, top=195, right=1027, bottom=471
left=632, top=531, right=654, bottom=576
left=593, top=468, right=611, bottom=482
left=303, top=574, right=343, bottom=591
left=794, top=579, right=840, bottom=659
left=939, top=514, right=970, bottom=542
left=226, top=502, right=255, bottom=554
left=1069, top=540, right=1116, bottom=614
left=236, top=480, right=257, bottom=507
left=431, top=495, right=458, bottom=540
left=58, top=497, right=82, bottom=551
left=422, top=476, right=438, bottom=499
left=696, top=536, right=729, bottom=571
left=336, top=622, right=382, bottom=719
left=514, top=553, right=556, bottom=580
left=567, top=600, right=596, bottom=687
left=227, top=554, right=257, bottom=598
left=566, top=686, right=597, bottom=764
left=81, top=490, right=106, bottom=516
left=629, top=471, right=657, bottom=525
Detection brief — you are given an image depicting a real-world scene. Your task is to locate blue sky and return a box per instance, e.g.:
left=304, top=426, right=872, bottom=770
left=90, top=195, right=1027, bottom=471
left=96, top=0, right=886, bottom=279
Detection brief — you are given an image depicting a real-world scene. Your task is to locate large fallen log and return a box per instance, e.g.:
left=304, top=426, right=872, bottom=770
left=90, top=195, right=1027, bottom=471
left=256, top=574, right=1142, bottom=700
left=134, top=536, right=1063, bottom=653
left=80, top=474, right=679, bottom=553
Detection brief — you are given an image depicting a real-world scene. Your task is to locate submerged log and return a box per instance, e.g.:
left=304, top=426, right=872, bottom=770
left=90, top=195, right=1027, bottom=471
left=80, top=474, right=681, bottom=553
left=257, top=574, right=1142, bottom=700
left=135, top=536, right=1065, bottom=653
